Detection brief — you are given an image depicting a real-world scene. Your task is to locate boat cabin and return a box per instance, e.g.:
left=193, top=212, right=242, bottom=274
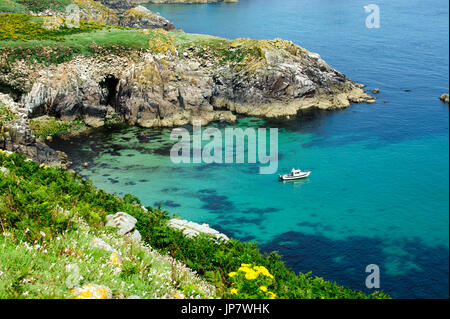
left=291, top=169, right=303, bottom=176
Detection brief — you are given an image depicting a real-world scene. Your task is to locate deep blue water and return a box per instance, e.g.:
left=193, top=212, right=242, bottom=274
left=53, top=0, right=449, bottom=298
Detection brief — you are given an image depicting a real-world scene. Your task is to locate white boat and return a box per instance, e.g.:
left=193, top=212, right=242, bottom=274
left=279, top=168, right=311, bottom=181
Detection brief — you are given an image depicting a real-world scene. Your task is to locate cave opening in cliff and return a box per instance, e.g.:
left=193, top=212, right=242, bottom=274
left=0, top=80, right=24, bottom=102
left=100, top=75, right=119, bottom=107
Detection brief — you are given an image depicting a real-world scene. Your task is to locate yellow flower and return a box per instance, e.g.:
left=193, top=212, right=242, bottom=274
left=244, top=270, right=259, bottom=280
left=267, top=291, right=276, bottom=299
left=109, top=252, right=121, bottom=266
left=241, top=263, right=251, bottom=267
left=260, top=286, right=268, bottom=292
left=228, top=272, right=238, bottom=278
left=253, top=266, right=274, bottom=279
left=238, top=266, right=251, bottom=273
left=230, top=288, right=238, bottom=295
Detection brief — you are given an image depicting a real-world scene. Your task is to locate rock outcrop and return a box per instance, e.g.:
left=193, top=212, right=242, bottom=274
left=120, top=6, right=175, bottom=30
left=99, top=0, right=237, bottom=9
left=0, top=93, right=69, bottom=168
left=33, top=0, right=175, bottom=31
left=2, top=38, right=374, bottom=130
left=169, top=219, right=230, bottom=242
left=106, top=212, right=142, bottom=241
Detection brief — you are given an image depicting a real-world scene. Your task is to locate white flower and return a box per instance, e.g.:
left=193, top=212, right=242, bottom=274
left=40, top=231, right=46, bottom=237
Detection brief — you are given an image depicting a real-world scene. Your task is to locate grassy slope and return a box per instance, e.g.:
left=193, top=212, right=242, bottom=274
left=0, top=219, right=216, bottom=299
left=0, top=152, right=390, bottom=299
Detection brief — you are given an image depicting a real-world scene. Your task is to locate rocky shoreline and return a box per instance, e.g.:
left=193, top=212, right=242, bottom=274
left=3, top=38, right=374, bottom=126
left=0, top=1, right=375, bottom=168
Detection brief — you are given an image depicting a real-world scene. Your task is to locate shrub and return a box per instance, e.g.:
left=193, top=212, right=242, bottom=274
left=16, top=0, right=72, bottom=13
left=29, top=116, right=86, bottom=138
left=0, top=102, right=16, bottom=127
left=226, top=264, right=277, bottom=299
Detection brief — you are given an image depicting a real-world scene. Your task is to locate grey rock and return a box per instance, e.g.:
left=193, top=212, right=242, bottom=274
left=0, top=167, right=10, bottom=175
left=126, top=229, right=142, bottom=242
left=106, top=212, right=137, bottom=236
left=91, top=237, right=117, bottom=252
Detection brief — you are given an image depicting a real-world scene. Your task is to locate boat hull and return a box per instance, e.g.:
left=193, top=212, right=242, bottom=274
left=278, top=171, right=311, bottom=181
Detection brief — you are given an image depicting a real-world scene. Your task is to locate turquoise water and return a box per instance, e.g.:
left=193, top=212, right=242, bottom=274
left=52, top=0, right=449, bottom=298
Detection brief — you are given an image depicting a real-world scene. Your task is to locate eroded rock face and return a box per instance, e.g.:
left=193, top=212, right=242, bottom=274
left=4, top=39, right=374, bottom=130
left=100, top=0, right=238, bottom=8
left=0, top=93, right=67, bottom=168
left=120, top=6, right=175, bottom=30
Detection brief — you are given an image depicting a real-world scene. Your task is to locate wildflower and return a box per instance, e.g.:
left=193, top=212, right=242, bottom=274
left=230, top=288, right=238, bottom=295
left=228, top=272, right=238, bottom=278
left=241, top=263, right=251, bottom=267
left=267, top=291, right=276, bottom=299
left=245, top=271, right=259, bottom=280
left=238, top=266, right=251, bottom=273
left=260, top=286, right=268, bottom=292
left=110, top=252, right=122, bottom=266
left=253, top=266, right=274, bottom=279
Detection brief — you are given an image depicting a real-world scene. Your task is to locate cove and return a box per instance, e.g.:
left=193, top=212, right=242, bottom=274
left=51, top=0, right=449, bottom=298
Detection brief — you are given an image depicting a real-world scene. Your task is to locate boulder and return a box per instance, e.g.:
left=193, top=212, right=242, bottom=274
left=126, top=229, right=142, bottom=242
left=0, top=167, right=10, bottom=175
left=106, top=212, right=137, bottom=236
left=120, top=6, right=175, bottom=30
left=91, top=237, right=117, bottom=252
left=168, top=219, right=230, bottom=242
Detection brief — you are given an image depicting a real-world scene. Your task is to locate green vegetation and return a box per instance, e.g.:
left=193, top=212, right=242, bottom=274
left=0, top=0, right=27, bottom=14
left=29, top=116, right=86, bottom=139
left=0, top=13, right=117, bottom=42
left=0, top=152, right=390, bottom=299
left=16, top=0, right=72, bottom=13
left=0, top=12, right=308, bottom=75
left=0, top=213, right=215, bottom=299
left=0, top=102, right=16, bottom=127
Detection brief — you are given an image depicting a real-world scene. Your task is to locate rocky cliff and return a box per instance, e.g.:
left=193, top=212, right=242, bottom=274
left=2, top=36, right=374, bottom=129
left=99, top=0, right=238, bottom=10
